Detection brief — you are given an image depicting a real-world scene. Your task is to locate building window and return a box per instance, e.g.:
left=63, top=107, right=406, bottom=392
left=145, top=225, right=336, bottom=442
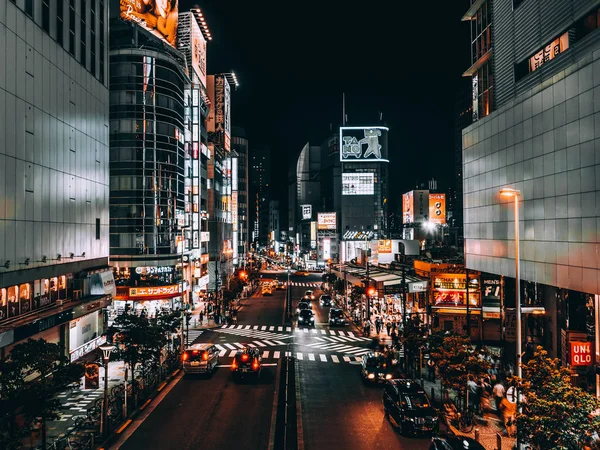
left=69, top=0, right=76, bottom=57
left=470, top=2, right=492, bottom=65
left=513, top=0, right=526, bottom=9
left=473, top=61, right=493, bottom=120
left=99, top=0, right=104, bottom=83
left=90, top=0, right=96, bottom=76
left=80, top=0, right=86, bottom=68
left=25, top=0, right=33, bottom=17
left=42, top=0, right=50, bottom=32
left=57, top=0, right=64, bottom=46
left=96, top=218, right=101, bottom=240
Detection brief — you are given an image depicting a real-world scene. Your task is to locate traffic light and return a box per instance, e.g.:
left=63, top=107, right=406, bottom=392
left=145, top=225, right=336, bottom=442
left=239, top=270, right=247, bottom=280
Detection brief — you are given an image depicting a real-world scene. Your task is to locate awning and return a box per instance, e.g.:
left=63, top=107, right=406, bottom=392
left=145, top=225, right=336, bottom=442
left=462, top=0, right=486, bottom=21
left=370, top=273, right=400, bottom=282
left=432, top=307, right=482, bottom=315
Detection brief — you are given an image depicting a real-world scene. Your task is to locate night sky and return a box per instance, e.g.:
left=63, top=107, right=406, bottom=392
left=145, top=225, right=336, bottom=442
left=182, top=0, right=471, bottom=213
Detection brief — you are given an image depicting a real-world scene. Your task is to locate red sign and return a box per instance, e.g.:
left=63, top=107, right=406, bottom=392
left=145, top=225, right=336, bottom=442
left=433, top=290, right=466, bottom=306
left=129, top=285, right=181, bottom=299
left=570, top=341, right=593, bottom=366
left=200, top=254, right=210, bottom=265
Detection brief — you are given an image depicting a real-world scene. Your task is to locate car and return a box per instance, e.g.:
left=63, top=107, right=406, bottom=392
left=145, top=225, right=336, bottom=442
left=383, top=379, right=439, bottom=435
left=297, top=309, right=315, bottom=326
left=296, top=301, right=311, bottom=314
left=262, top=285, right=273, bottom=296
left=231, top=346, right=262, bottom=380
left=328, top=308, right=346, bottom=326
left=360, top=352, right=395, bottom=384
left=429, top=436, right=485, bottom=450
left=182, top=343, right=220, bottom=375
left=304, top=290, right=315, bottom=300
left=295, top=270, right=309, bottom=276
left=319, top=294, right=333, bottom=307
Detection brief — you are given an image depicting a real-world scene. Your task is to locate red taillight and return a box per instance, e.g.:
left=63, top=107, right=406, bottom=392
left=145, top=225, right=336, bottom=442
left=192, top=350, right=199, bottom=354
left=182, top=353, right=188, bottom=361
left=241, top=354, right=249, bottom=362
left=231, top=360, right=237, bottom=369
left=252, top=360, right=259, bottom=370
left=202, top=352, right=209, bottom=361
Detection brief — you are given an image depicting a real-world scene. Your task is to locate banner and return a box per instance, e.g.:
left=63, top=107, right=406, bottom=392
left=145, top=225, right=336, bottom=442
left=570, top=341, right=593, bottom=366
left=317, top=212, right=336, bottom=230
left=428, top=193, right=446, bottom=224
left=119, top=0, right=179, bottom=48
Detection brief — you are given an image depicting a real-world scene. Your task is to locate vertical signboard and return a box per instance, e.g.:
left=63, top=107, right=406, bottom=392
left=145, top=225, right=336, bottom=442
left=323, top=238, right=331, bottom=260
left=213, top=75, right=231, bottom=150
left=190, top=16, right=207, bottom=87
left=402, top=191, right=413, bottom=224
left=570, top=341, right=593, bottom=366
left=224, top=74, right=231, bottom=151
left=482, top=274, right=501, bottom=308
left=403, top=190, right=429, bottom=224
left=301, top=205, right=312, bottom=220
left=428, top=193, right=446, bottom=224
left=472, top=75, right=479, bottom=122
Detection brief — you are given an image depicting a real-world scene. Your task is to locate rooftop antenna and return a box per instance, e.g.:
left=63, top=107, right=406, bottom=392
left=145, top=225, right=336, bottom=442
left=342, top=92, right=346, bottom=126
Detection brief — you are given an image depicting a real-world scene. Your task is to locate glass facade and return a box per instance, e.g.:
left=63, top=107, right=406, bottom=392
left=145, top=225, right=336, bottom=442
left=109, top=53, right=187, bottom=256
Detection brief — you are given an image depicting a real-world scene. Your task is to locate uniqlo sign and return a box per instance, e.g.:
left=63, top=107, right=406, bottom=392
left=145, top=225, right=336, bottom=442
left=570, top=341, right=593, bottom=366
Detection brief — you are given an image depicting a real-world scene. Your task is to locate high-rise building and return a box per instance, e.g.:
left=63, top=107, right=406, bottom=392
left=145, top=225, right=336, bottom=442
left=0, top=1, right=112, bottom=361
left=461, top=0, right=600, bottom=379
left=231, top=126, right=249, bottom=263
left=249, top=145, right=271, bottom=247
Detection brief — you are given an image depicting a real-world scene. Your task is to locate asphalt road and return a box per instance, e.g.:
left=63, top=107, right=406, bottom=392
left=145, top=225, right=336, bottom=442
left=114, top=271, right=431, bottom=450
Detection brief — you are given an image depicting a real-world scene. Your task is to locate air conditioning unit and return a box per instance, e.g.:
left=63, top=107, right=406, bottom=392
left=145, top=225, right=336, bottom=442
left=73, top=290, right=82, bottom=300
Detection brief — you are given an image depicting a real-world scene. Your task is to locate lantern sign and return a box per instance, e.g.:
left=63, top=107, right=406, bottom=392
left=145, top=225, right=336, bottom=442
left=570, top=341, right=593, bottom=366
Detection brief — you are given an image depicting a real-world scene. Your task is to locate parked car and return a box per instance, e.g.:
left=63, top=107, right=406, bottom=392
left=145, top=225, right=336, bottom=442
left=182, top=343, right=220, bottom=375
left=383, top=379, right=439, bottom=435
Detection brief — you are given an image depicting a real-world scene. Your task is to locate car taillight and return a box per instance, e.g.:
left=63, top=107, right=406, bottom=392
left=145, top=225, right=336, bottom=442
left=252, top=360, right=259, bottom=370
left=182, top=353, right=188, bottom=361
left=231, top=360, right=237, bottom=369
left=202, top=352, right=209, bottom=361
left=241, top=354, right=249, bottom=362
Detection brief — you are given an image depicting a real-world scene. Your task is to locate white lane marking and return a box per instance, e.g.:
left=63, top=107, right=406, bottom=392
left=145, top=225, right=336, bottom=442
left=261, top=326, right=267, bottom=330
left=229, top=350, right=237, bottom=357
left=262, top=340, right=276, bottom=346
left=285, top=351, right=291, bottom=357
left=244, top=325, right=251, bottom=329
left=320, top=354, right=327, bottom=362
left=263, top=351, right=269, bottom=359
left=219, top=350, right=227, bottom=357
left=343, top=356, right=351, bottom=362
left=224, top=343, right=236, bottom=350
left=311, top=329, right=318, bottom=334
left=247, top=343, right=257, bottom=348
left=355, top=357, right=362, bottom=362
left=237, top=325, right=244, bottom=330
left=253, top=325, right=259, bottom=330
left=233, top=343, right=245, bottom=349
left=320, top=330, right=327, bottom=335
left=221, top=325, right=229, bottom=329
left=269, top=326, right=275, bottom=331
left=297, top=353, right=303, bottom=360
left=254, top=341, right=267, bottom=347
left=274, top=341, right=286, bottom=345
left=337, top=331, right=346, bottom=336
left=345, top=347, right=368, bottom=354
left=329, top=330, right=337, bottom=335
left=217, top=363, right=278, bottom=368
left=277, top=326, right=283, bottom=331
left=215, top=344, right=226, bottom=351
left=303, top=328, right=308, bottom=333
left=308, top=353, right=315, bottom=361
left=286, top=327, right=291, bottom=332
left=274, top=351, right=280, bottom=359
left=331, top=355, right=340, bottom=363
left=348, top=332, right=355, bottom=337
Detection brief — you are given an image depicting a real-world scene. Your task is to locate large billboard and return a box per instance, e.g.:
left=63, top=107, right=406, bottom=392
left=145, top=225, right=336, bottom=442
left=190, top=15, right=207, bottom=87
left=301, top=204, right=312, bottom=220
left=317, top=212, right=337, bottom=230
left=428, top=193, right=446, bottom=224
left=342, top=173, right=374, bottom=195
left=339, top=126, right=389, bottom=162
left=120, top=0, right=179, bottom=48
left=402, top=190, right=429, bottom=224
left=213, top=75, right=231, bottom=150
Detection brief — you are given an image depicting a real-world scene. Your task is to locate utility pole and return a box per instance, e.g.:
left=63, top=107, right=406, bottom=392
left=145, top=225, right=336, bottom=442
left=402, top=265, right=407, bottom=332
left=466, top=267, right=470, bottom=339
left=366, top=249, right=370, bottom=321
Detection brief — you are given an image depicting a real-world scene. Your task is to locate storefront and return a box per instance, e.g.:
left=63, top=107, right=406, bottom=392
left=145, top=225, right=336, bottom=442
left=110, top=285, right=184, bottom=324
left=69, top=311, right=103, bottom=362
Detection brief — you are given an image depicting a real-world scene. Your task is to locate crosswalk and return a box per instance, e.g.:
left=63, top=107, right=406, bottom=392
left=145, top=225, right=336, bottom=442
left=217, top=324, right=370, bottom=341
left=285, top=282, right=321, bottom=288
left=187, top=330, right=204, bottom=344
left=216, top=350, right=363, bottom=365
left=214, top=327, right=295, bottom=341
left=213, top=340, right=289, bottom=354
left=303, top=340, right=371, bottom=356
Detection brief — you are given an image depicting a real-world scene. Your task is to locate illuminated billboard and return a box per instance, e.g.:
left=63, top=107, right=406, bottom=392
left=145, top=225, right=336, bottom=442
left=339, top=126, right=389, bottom=162
left=342, top=173, right=374, bottom=195
left=190, top=15, right=207, bottom=87
left=120, top=0, right=179, bottom=48
left=322, top=238, right=331, bottom=260
left=428, top=193, right=446, bottom=224
left=378, top=240, right=392, bottom=254
left=211, top=74, right=231, bottom=150
left=317, top=212, right=337, bottom=230
left=301, top=204, right=312, bottom=220
left=402, top=190, right=429, bottom=223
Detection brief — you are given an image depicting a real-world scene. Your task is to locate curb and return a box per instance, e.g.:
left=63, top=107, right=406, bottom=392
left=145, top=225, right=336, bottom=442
left=97, top=367, right=182, bottom=449
left=267, top=359, right=284, bottom=450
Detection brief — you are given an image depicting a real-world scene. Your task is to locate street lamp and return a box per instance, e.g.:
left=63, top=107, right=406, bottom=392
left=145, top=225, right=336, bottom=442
left=99, top=343, right=116, bottom=438
left=500, top=187, right=522, bottom=378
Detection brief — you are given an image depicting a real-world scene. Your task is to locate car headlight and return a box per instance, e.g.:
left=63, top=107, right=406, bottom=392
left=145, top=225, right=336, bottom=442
left=296, top=309, right=300, bottom=313
left=431, top=416, right=438, bottom=421
left=367, top=373, right=375, bottom=379
left=385, top=374, right=392, bottom=380
left=406, top=417, right=414, bottom=422
left=310, top=317, right=314, bottom=321
left=299, top=317, right=303, bottom=321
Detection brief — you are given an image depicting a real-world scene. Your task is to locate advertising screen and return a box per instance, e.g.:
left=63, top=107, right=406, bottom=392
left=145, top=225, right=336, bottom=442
left=402, top=191, right=413, bottom=224
left=342, top=173, right=374, bottom=195
left=402, top=190, right=429, bottom=223
left=120, top=0, right=179, bottom=48
left=190, top=15, right=207, bottom=87
left=339, top=126, right=389, bottom=162
left=377, top=240, right=392, bottom=254
left=301, top=204, right=312, bottom=220
left=428, top=193, right=446, bottom=224
left=317, top=212, right=337, bottom=230
left=322, top=238, right=331, bottom=260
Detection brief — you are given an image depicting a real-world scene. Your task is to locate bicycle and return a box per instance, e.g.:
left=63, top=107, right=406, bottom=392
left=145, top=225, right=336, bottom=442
left=457, top=407, right=475, bottom=433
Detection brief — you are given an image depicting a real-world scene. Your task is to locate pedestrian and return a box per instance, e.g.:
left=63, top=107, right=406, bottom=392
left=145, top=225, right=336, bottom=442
left=427, top=358, right=436, bottom=382
left=375, top=317, right=382, bottom=335
left=467, top=375, right=479, bottom=413
left=363, top=319, right=371, bottom=337
left=199, top=310, right=204, bottom=325
left=386, top=320, right=392, bottom=336
left=492, top=380, right=506, bottom=414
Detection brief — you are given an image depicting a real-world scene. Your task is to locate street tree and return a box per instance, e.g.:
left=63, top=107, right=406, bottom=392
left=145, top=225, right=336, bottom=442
left=333, top=279, right=345, bottom=296
left=399, top=314, right=429, bottom=376
left=0, top=338, right=84, bottom=449
left=510, top=346, right=600, bottom=450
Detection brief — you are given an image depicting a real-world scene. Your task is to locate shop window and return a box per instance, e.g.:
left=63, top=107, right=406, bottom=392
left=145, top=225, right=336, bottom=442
left=0, top=289, right=6, bottom=321
left=50, top=277, right=59, bottom=301
left=7, top=286, right=19, bottom=318
left=20, top=283, right=31, bottom=314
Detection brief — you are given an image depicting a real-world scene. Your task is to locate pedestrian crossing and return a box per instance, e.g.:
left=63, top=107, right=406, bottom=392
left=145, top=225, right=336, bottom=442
left=285, top=282, right=321, bottom=288
left=303, top=340, right=371, bottom=356
left=216, top=350, right=363, bottom=365
left=217, top=324, right=370, bottom=341
left=187, top=330, right=204, bottom=344
left=214, top=327, right=294, bottom=341
left=213, top=339, right=289, bottom=355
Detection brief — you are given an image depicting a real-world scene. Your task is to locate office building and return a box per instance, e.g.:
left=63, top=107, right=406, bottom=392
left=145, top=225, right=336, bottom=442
left=231, top=126, right=249, bottom=264
left=0, top=0, right=113, bottom=362
left=249, top=145, right=271, bottom=247
left=462, top=0, right=600, bottom=388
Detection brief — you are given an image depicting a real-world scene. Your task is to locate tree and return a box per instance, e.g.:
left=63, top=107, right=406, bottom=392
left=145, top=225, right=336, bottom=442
left=0, top=339, right=84, bottom=449
left=428, top=333, right=490, bottom=396
left=333, top=279, right=345, bottom=296
left=229, top=277, right=245, bottom=297
left=509, top=347, right=600, bottom=450
left=399, top=314, right=429, bottom=376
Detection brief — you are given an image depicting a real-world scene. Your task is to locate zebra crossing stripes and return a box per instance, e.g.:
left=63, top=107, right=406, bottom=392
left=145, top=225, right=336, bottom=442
left=187, top=330, right=204, bottom=344
left=331, top=355, right=340, bottom=363
left=305, top=341, right=371, bottom=356
left=217, top=350, right=365, bottom=364
left=285, top=282, right=321, bottom=288
left=213, top=327, right=294, bottom=341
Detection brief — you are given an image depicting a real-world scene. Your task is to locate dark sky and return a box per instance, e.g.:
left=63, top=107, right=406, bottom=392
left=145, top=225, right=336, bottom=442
left=182, top=0, right=471, bottom=212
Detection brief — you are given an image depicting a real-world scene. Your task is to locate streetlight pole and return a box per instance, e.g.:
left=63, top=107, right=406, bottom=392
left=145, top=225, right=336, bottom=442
left=500, top=188, right=522, bottom=378
left=286, top=266, right=291, bottom=321
left=99, top=344, right=115, bottom=439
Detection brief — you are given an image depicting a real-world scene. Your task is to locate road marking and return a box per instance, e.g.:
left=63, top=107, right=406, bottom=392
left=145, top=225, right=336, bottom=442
left=337, top=331, right=346, bottom=336
left=274, top=351, right=280, bottom=359
left=297, top=353, right=303, bottom=360
left=303, top=328, right=308, bottom=333
left=343, top=356, right=351, bottom=362
left=237, top=325, right=244, bottom=329
left=320, top=330, right=327, bottom=335
left=278, top=326, right=283, bottom=331
left=345, top=347, right=368, bottom=354
left=247, top=343, right=256, bottom=348
left=274, top=340, right=286, bottom=345
left=286, top=326, right=292, bottom=332
left=221, top=325, right=229, bottom=329
left=261, top=326, right=267, bottom=330
left=320, top=354, right=327, bottom=362
left=244, top=325, right=251, bottom=329
left=262, top=340, right=276, bottom=346
left=233, top=343, right=245, bottom=349
left=285, top=351, right=291, bottom=357
left=224, top=343, right=236, bottom=350
left=329, top=330, right=337, bottom=335
left=269, top=326, right=275, bottom=331
left=331, top=355, right=340, bottom=363
left=254, top=341, right=267, bottom=347
left=229, top=350, right=238, bottom=357
left=308, top=353, right=315, bottom=361
left=253, top=325, right=259, bottom=330
left=263, top=351, right=270, bottom=358
left=215, top=344, right=226, bottom=351
left=355, top=357, right=362, bottom=361
left=219, top=350, right=227, bottom=357
left=311, top=329, right=317, bottom=333
left=348, top=331, right=355, bottom=337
